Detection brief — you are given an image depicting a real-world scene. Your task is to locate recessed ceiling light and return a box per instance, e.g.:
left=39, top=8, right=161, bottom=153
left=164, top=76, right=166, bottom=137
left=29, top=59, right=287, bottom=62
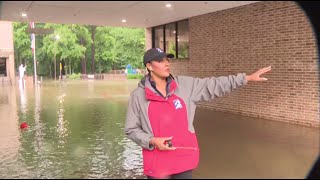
left=122, top=19, right=126, bottom=23
left=21, top=13, right=27, bottom=17
left=166, top=4, right=172, bottom=8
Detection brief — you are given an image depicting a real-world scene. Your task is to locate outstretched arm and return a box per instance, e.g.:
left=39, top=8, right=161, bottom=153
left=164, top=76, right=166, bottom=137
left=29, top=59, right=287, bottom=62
left=179, top=66, right=272, bottom=103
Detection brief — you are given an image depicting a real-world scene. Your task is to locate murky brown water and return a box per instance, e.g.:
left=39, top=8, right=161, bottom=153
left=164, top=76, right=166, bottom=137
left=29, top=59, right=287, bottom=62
left=193, top=109, right=319, bottom=178
left=0, top=80, right=318, bottom=178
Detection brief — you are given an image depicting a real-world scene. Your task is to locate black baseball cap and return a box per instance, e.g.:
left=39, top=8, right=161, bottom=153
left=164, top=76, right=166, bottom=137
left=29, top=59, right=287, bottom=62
left=143, top=48, right=174, bottom=65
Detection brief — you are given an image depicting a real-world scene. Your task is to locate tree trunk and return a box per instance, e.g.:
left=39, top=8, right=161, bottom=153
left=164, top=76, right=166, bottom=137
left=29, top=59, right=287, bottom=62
left=91, top=25, right=96, bottom=74
left=80, top=37, right=87, bottom=74
left=113, top=62, right=115, bottom=78
left=17, top=52, right=21, bottom=70
left=49, top=63, right=52, bottom=78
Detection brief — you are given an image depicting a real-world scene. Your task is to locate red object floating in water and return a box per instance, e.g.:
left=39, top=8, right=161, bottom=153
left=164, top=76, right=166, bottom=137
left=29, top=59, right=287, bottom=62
left=20, top=122, right=28, bottom=129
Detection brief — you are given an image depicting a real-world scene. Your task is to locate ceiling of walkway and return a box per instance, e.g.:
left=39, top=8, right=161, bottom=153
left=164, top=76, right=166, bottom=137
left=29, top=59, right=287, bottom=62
left=0, top=1, right=258, bottom=28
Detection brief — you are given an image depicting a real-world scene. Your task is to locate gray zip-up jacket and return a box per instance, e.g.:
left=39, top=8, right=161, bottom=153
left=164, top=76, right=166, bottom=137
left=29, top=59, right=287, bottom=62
left=125, top=73, right=248, bottom=151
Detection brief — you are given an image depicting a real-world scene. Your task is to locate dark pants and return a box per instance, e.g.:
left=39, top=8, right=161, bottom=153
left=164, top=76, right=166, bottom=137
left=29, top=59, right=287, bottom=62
left=147, top=170, right=192, bottom=179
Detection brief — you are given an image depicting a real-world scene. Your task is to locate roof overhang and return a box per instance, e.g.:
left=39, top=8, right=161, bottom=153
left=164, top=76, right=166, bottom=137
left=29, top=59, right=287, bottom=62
left=0, top=1, right=259, bottom=28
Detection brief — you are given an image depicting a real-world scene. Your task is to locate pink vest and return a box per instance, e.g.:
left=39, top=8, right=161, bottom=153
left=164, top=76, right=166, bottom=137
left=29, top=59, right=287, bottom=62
left=142, top=80, right=200, bottom=178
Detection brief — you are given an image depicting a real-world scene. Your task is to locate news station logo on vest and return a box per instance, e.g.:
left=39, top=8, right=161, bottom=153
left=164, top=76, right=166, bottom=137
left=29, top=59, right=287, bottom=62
left=173, top=99, right=183, bottom=110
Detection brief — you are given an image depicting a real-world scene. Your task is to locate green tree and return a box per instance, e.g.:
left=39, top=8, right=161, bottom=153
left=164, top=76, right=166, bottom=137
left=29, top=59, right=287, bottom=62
left=95, top=27, right=115, bottom=73
left=13, top=22, right=146, bottom=77
left=94, top=27, right=145, bottom=73
left=13, top=22, right=33, bottom=74
left=70, top=24, right=92, bottom=74
left=167, top=41, right=176, bottom=58
left=41, top=24, right=86, bottom=76
left=111, top=27, right=145, bottom=69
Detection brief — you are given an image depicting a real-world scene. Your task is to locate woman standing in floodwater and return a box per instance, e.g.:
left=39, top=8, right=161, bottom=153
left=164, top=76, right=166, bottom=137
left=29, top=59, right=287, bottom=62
left=125, top=48, right=271, bottom=179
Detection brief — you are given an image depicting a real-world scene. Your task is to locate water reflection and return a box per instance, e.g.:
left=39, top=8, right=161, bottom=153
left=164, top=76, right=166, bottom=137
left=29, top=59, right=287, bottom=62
left=19, top=80, right=27, bottom=118
left=33, top=85, right=44, bottom=156
left=0, top=84, right=20, bottom=178
left=0, top=80, right=318, bottom=179
left=121, top=138, right=144, bottom=178
left=56, top=87, right=68, bottom=145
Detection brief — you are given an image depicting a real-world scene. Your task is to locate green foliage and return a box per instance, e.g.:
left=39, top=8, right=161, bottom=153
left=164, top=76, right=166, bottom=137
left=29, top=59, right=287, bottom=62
left=42, top=24, right=86, bottom=61
left=167, top=41, right=176, bottom=58
left=67, top=73, right=82, bottom=80
left=13, top=22, right=33, bottom=73
left=95, top=27, right=145, bottom=72
left=178, top=43, right=189, bottom=58
left=126, top=74, right=144, bottom=80
left=13, top=22, right=146, bottom=77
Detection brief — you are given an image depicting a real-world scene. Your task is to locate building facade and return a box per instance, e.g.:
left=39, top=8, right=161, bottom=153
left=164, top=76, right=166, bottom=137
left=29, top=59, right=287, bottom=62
left=0, top=21, right=15, bottom=85
left=145, top=1, right=319, bottom=127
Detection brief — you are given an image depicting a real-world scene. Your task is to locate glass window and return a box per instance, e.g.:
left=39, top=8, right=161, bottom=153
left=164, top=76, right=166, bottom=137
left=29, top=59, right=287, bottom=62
left=177, top=20, right=189, bottom=58
left=152, top=19, right=189, bottom=59
left=165, top=23, right=176, bottom=56
left=0, top=58, right=6, bottom=76
left=154, top=26, right=164, bottom=50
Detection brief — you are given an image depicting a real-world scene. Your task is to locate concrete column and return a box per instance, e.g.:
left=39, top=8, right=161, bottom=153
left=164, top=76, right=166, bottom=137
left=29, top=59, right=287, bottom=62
left=145, top=27, right=152, bottom=50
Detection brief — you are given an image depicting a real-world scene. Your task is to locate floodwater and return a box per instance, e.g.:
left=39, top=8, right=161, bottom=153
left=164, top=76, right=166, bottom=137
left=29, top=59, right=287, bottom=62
left=0, top=80, right=318, bottom=178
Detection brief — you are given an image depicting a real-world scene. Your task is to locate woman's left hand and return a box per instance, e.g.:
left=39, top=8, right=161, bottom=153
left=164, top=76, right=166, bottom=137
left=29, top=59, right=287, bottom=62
left=246, top=66, right=272, bottom=82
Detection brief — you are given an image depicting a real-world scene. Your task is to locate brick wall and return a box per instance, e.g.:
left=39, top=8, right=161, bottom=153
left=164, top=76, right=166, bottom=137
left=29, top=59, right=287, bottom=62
left=146, top=1, right=320, bottom=127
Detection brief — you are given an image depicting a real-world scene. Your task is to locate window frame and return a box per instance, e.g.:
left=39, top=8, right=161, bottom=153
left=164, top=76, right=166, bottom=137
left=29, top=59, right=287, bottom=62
left=152, top=19, right=189, bottom=59
left=0, top=58, right=7, bottom=77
